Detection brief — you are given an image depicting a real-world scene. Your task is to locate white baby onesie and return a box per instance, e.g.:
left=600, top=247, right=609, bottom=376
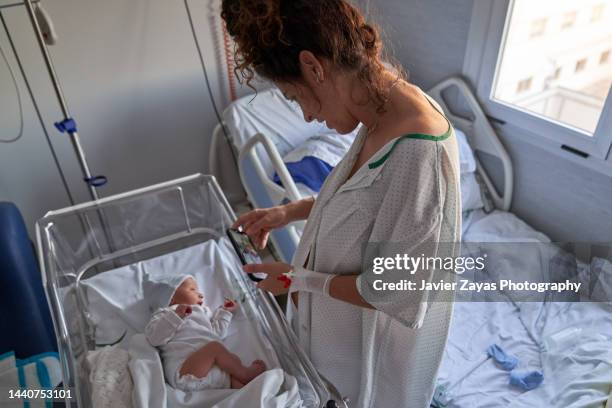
left=145, top=305, right=233, bottom=390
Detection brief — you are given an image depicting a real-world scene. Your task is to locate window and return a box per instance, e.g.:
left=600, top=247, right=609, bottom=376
left=561, top=11, right=577, bottom=30
left=464, top=0, right=612, bottom=159
left=575, top=58, right=587, bottom=72
left=516, top=77, right=533, bottom=93
left=530, top=18, right=547, bottom=38
left=592, top=4, right=605, bottom=21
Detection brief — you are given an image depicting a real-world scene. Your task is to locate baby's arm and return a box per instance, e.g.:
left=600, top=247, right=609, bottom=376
left=210, top=307, right=233, bottom=338
left=145, top=307, right=185, bottom=346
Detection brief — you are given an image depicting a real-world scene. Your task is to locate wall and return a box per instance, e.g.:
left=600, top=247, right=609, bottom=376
left=374, top=0, right=612, bottom=242
left=500, top=125, right=612, bottom=242
left=0, top=0, right=241, bottom=236
left=366, top=0, right=474, bottom=90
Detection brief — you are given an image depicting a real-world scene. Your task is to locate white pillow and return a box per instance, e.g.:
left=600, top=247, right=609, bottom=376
left=455, top=129, right=477, bottom=174
left=461, top=172, right=484, bottom=212
left=223, top=87, right=329, bottom=155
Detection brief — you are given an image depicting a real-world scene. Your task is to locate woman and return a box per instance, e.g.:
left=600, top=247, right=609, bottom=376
left=222, top=1, right=461, bottom=407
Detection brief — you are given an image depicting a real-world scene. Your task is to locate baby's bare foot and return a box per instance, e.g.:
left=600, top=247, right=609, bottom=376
left=242, top=360, right=267, bottom=383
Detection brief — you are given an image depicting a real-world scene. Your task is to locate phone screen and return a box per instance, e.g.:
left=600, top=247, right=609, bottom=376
left=227, top=228, right=264, bottom=282
left=227, top=228, right=261, bottom=265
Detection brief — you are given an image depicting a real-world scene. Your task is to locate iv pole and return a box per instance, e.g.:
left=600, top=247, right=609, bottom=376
left=22, top=0, right=107, bottom=201
left=21, top=0, right=115, bottom=256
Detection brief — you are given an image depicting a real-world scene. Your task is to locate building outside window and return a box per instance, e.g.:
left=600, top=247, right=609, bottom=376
left=516, top=77, right=533, bottom=94
left=530, top=18, right=547, bottom=38
left=575, top=58, right=588, bottom=72
left=591, top=3, right=605, bottom=21
left=561, top=11, right=577, bottom=30
left=491, top=0, right=612, bottom=136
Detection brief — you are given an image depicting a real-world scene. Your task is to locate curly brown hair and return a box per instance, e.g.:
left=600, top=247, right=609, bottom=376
left=221, top=0, right=405, bottom=112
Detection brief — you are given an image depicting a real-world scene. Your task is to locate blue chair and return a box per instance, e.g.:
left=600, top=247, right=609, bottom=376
left=0, top=202, right=56, bottom=358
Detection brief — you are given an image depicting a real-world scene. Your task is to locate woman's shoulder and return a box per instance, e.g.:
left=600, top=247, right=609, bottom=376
left=374, top=129, right=454, bottom=168
left=393, top=84, right=450, bottom=135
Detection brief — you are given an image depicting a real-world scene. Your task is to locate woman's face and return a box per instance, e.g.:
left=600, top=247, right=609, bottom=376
left=275, top=53, right=360, bottom=134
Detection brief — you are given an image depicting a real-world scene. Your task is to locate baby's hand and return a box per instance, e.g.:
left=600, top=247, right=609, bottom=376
left=175, top=304, right=192, bottom=318
left=223, top=299, right=238, bottom=313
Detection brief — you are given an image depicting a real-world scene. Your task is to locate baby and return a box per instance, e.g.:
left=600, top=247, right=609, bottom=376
left=144, top=274, right=267, bottom=391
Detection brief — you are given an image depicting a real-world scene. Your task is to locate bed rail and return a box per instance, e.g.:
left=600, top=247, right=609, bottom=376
left=237, top=133, right=305, bottom=250
left=428, top=77, right=514, bottom=211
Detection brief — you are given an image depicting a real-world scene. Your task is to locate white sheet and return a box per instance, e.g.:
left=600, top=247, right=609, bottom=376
left=83, top=239, right=301, bottom=407
left=129, top=334, right=302, bottom=408
left=282, top=132, right=357, bottom=168
left=437, top=210, right=612, bottom=408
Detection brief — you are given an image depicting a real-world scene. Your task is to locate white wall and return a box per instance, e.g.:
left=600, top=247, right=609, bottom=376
left=0, top=0, right=241, bottom=235
left=366, top=0, right=474, bottom=90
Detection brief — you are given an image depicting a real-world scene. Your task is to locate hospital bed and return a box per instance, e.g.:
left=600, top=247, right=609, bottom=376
left=210, top=77, right=512, bottom=262
left=211, top=77, right=612, bottom=407
left=35, top=175, right=346, bottom=408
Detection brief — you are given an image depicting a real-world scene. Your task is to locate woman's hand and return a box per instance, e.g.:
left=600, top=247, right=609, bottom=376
left=243, top=262, right=292, bottom=296
left=232, top=206, right=289, bottom=249
left=232, top=198, right=316, bottom=249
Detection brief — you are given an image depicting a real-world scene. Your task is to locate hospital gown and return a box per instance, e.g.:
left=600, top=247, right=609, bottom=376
left=290, top=96, right=461, bottom=408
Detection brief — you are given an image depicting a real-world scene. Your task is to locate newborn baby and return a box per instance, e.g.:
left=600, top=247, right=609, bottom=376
left=144, top=274, right=266, bottom=390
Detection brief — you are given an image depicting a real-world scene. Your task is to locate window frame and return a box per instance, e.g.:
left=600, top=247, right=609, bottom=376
left=463, top=0, right=612, bottom=160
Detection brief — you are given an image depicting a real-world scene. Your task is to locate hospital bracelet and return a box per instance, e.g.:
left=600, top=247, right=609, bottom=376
left=279, top=266, right=334, bottom=296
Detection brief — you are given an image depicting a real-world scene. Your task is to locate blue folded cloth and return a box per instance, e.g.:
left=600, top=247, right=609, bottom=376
left=510, top=370, right=544, bottom=390
left=273, top=156, right=333, bottom=193
left=487, top=344, right=518, bottom=371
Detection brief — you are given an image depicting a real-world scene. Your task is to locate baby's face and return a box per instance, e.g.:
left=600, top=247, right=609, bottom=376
left=171, top=278, right=204, bottom=306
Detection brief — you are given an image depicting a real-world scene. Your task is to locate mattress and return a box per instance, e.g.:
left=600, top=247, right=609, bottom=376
left=83, top=238, right=304, bottom=408
left=437, top=209, right=612, bottom=408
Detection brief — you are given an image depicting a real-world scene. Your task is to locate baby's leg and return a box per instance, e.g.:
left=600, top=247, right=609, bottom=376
left=230, top=376, right=245, bottom=389
left=179, top=341, right=266, bottom=384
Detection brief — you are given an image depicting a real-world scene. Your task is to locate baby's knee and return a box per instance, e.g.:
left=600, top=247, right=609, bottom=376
left=205, top=341, right=224, bottom=353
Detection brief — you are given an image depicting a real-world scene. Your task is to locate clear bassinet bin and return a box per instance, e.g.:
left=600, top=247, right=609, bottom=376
left=35, top=174, right=343, bottom=408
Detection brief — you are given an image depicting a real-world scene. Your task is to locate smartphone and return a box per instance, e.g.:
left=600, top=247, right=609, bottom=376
left=227, top=228, right=264, bottom=282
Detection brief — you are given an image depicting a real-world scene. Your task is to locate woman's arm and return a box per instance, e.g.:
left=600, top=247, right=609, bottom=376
left=328, top=275, right=374, bottom=309
left=283, top=196, right=315, bottom=222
